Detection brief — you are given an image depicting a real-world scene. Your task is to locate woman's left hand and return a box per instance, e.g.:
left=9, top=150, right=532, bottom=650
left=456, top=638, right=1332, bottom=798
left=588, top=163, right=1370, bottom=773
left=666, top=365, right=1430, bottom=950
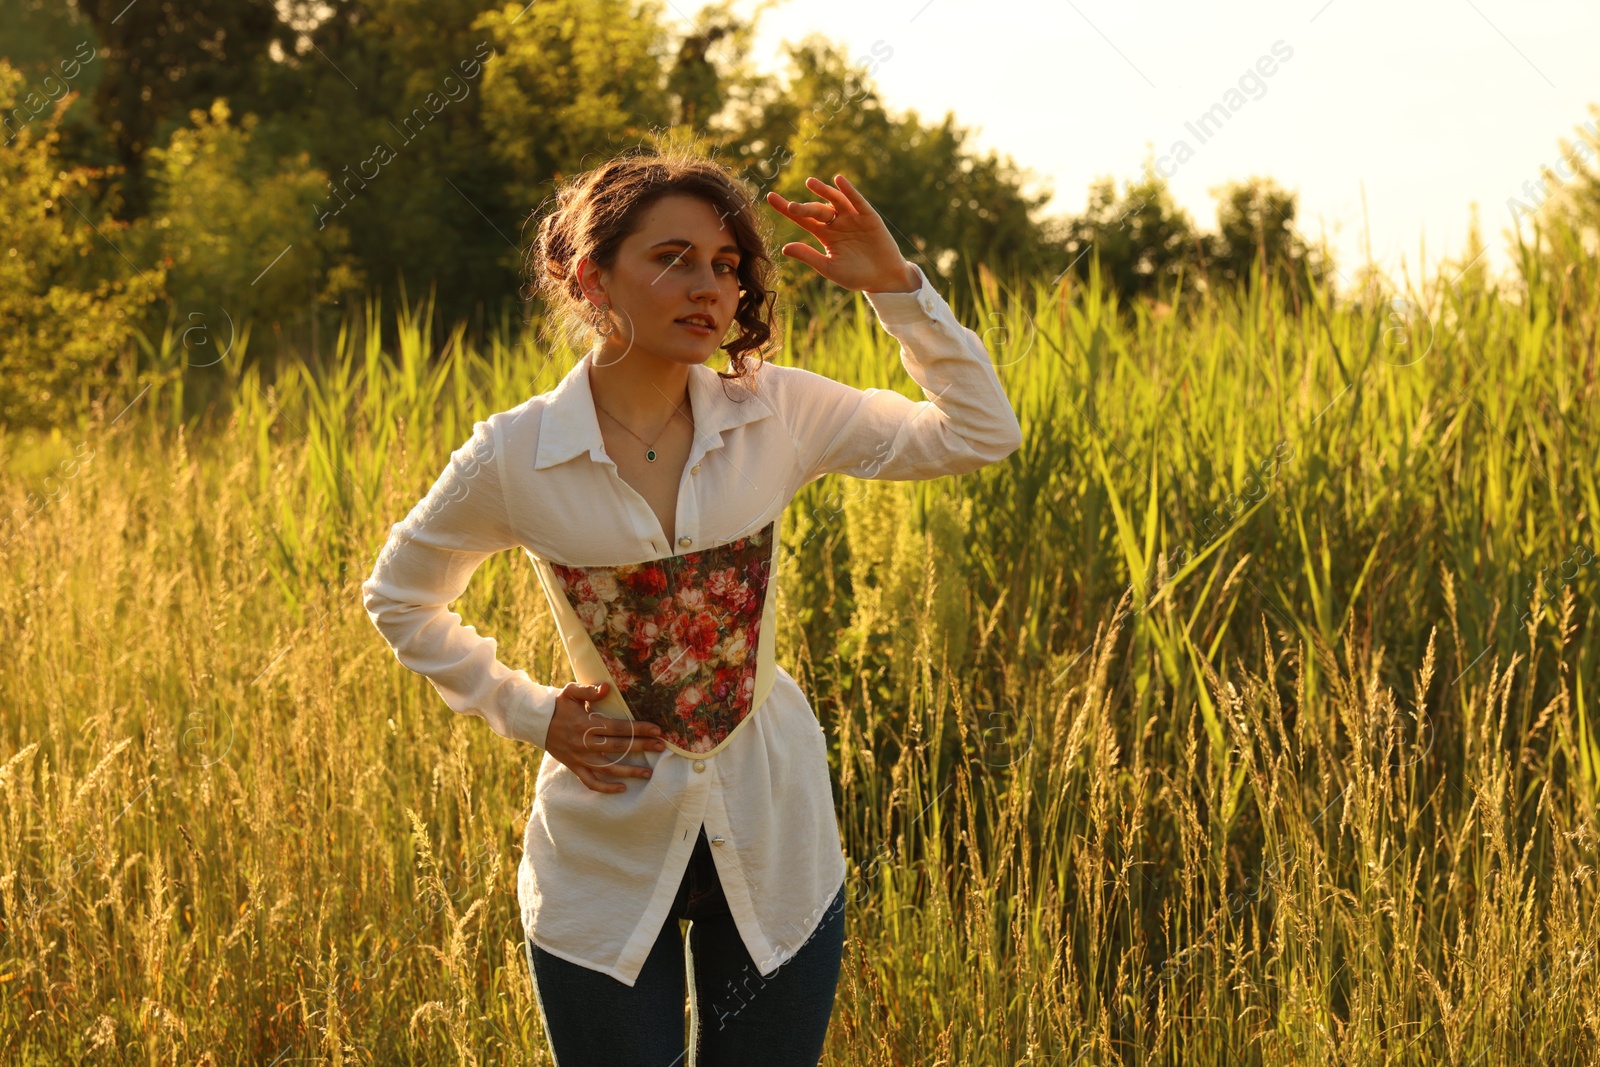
left=766, top=175, right=920, bottom=293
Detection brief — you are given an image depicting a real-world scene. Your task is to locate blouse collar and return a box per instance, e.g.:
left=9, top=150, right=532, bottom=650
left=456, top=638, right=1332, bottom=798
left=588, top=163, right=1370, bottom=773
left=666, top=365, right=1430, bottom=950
left=531, top=348, right=775, bottom=471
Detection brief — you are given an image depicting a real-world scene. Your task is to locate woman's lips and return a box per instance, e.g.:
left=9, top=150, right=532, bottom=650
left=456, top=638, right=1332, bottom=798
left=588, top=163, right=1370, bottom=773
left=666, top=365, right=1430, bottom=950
left=676, top=319, right=714, bottom=336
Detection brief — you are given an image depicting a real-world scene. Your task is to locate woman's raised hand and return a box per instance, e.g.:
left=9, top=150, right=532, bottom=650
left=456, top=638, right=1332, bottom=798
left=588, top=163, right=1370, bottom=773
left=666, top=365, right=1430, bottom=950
left=766, top=175, right=920, bottom=294
left=544, top=681, right=666, bottom=794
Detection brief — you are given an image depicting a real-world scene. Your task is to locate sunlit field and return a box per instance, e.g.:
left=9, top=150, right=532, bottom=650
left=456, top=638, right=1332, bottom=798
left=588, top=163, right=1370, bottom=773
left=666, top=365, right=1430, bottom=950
left=3, top=247, right=1598, bottom=1064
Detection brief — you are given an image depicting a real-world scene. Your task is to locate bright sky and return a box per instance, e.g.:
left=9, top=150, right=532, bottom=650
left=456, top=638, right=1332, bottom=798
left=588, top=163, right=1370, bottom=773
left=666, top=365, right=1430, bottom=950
left=670, top=0, right=1600, bottom=295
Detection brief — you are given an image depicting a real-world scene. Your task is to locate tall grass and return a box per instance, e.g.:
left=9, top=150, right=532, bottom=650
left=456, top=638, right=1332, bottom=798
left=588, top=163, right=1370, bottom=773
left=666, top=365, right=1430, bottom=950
left=1, top=245, right=1596, bottom=1064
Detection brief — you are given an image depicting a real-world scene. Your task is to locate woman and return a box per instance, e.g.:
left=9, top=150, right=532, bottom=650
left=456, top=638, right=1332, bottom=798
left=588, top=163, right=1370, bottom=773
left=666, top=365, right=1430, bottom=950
left=361, top=147, right=1022, bottom=1065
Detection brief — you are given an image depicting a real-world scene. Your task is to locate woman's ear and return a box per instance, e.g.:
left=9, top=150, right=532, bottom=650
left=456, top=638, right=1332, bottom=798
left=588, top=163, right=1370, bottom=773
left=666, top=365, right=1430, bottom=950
left=575, top=256, right=609, bottom=309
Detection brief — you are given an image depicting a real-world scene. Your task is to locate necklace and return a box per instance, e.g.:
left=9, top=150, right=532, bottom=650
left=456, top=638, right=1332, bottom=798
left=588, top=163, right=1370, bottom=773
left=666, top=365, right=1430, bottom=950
left=592, top=396, right=693, bottom=462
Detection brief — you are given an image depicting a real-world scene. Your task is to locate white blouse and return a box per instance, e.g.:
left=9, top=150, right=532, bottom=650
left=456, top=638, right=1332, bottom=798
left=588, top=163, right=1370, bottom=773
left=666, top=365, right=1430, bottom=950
left=361, top=263, right=1023, bottom=986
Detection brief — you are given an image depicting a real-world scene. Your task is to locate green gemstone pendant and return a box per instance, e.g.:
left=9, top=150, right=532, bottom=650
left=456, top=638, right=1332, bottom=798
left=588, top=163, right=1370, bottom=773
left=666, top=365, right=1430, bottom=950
left=646, top=449, right=657, bottom=461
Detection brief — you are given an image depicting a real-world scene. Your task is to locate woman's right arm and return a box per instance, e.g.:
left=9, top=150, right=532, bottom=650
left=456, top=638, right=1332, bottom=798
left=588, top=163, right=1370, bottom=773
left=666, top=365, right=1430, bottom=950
left=361, top=415, right=565, bottom=749
left=761, top=263, right=1024, bottom=486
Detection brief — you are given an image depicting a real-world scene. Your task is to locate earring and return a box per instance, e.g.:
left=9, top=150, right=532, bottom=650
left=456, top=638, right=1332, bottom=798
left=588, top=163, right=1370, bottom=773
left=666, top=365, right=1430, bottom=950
left=594, top=303, right=615, bottom=338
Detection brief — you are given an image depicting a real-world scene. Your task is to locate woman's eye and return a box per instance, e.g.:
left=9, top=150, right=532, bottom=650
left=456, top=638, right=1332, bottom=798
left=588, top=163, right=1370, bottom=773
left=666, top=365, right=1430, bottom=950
left=659, top=255, right=736, bottom=275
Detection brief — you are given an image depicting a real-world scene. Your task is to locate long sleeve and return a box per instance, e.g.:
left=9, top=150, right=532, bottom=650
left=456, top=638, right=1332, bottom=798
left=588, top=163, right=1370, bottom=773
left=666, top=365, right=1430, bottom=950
left=362, top=415, right=563, bottom=749
left=768, top=262, right=1024, bottom=485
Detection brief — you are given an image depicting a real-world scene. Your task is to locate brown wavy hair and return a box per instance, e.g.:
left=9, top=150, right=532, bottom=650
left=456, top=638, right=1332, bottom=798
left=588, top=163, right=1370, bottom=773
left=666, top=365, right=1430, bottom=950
left=522, top=145, right=778, bottom=386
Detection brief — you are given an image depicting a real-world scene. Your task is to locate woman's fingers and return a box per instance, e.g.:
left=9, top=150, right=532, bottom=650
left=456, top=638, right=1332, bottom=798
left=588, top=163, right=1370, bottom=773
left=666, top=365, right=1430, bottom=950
left=792, top=199, right=837, bottom=222
left=766, top=191, right=836, bottom=232
left=797, top=204, right=837, bottom=227
left=575, top=766, right=627, bottom=793
left=764, top=191, right=801, bottom=217
left=576, top=756, right=652, bottom=793
left=805, top=175, right=856, bottom=215
left=765, top=177, right=900, bottom=290
left=547, top=683, right=666, bottom=792
left=780, top=241, right=831, bottom=274
left=583, top=713, right=665, bottom=745
left=582, top=757, right=654, bottom=777
left=834, top=175, right=878, bottom=217
left=569, top=737, right=652, bottom=790
left=582, top=729, right=666, bottom=758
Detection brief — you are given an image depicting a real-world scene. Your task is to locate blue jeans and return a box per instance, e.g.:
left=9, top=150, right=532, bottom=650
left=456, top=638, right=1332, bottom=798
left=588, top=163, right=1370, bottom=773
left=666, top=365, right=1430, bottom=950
left=525, top=826, right=846, bottom=1066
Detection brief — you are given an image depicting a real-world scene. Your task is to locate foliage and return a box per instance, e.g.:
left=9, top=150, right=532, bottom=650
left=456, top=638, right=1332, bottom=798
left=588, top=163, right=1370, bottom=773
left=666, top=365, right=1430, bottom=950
left=1199, top=175, right=1332, bottom=295
left=64, top=0, right=290, bottom=218
left=662, top=0, right=780, bottom=128
left=1057, top=162, right=1331, bottom=304
left=253, top=0, right=531, bottom=333
left=140, top=98, right=365, bottom=338
left=1058, top=165, right=1203, bottom=302
left=475, top=0, right=677, bottom=207
left=3, top=4, right=1081, bottom=359
left=0, top=59, right=165, bottom=431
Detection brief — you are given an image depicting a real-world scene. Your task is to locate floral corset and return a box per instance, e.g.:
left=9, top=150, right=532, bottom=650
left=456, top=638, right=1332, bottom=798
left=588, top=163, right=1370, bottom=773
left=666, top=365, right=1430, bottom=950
left=530, top=520, right=780, bottom=757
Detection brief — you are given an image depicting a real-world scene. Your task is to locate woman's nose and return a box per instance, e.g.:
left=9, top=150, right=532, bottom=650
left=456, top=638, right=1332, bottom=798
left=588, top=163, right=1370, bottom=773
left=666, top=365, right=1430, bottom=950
left=687, top=263, right=721, bottom=296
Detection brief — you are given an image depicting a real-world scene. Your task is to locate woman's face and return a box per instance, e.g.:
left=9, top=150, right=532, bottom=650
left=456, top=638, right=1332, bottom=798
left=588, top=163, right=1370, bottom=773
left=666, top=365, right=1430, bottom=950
left=578, top=193, right=746, bottom=368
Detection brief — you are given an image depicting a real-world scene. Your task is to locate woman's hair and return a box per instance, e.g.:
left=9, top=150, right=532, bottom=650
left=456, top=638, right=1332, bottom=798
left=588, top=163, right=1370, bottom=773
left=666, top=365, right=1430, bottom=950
left=523, top=145, right=778, bottom=385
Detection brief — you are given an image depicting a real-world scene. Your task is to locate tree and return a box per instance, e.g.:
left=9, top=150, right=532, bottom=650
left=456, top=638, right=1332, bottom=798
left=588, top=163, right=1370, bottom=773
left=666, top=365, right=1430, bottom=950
left=0, top=60, right=165, bottom=430
left=0, top=0, right=106, bottom=163
left=1199, top=176, right=1330, bottom=297
left=255, top=0, right=531, bottom=338
left=1056, top=165, right=1201, bottom=302
left=139, top=98, right=362, bottom=346
left=54, top=0, right=288, bottom=219
left=677, top=0, right=782, bottom=147
left=475, top=0, right=675, bottom=207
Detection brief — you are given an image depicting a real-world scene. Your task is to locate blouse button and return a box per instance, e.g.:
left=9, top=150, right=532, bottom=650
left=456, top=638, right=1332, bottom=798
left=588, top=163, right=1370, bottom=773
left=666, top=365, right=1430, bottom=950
left=678, top=536, right=692, bottom=548
left=693, top=759, right=706, bottom=773
left=710, top=834, right=725, bottom=845
left=691, top=464, right=701, bottom=474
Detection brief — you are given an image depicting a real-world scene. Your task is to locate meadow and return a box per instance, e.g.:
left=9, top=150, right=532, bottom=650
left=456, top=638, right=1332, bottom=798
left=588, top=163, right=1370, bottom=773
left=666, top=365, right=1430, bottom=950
left=1, top=243, right=1598, bottom=1065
